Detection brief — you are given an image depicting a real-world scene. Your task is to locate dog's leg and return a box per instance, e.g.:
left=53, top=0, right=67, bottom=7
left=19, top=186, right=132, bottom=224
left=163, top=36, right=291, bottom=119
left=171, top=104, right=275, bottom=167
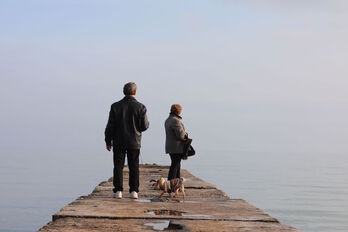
left=175, top=189, right=179, bottom=198
left=160, top=191, right=165, bottom=198
left=182, top=186, right=186, bottom=202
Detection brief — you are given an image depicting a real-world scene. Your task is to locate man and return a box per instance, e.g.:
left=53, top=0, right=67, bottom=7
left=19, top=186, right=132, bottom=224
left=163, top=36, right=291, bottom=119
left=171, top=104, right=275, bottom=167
left=105, top=82, right=149, bottom=199
left=164, top=104, right=188, bottom=180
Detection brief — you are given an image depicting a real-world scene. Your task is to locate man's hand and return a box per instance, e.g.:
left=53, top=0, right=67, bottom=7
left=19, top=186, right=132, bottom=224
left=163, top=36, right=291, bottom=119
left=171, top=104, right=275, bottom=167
left=106, top=144, right=112, bottom=151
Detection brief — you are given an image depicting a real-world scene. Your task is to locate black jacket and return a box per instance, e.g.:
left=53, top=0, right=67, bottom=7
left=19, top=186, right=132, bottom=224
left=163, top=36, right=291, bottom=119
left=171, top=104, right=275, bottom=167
left=105, top=96, right=149, bottom=149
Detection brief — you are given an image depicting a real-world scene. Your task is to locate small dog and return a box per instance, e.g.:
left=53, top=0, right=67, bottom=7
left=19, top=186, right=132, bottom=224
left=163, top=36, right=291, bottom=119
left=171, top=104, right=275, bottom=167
left=150, top=177, right=186, bottom=202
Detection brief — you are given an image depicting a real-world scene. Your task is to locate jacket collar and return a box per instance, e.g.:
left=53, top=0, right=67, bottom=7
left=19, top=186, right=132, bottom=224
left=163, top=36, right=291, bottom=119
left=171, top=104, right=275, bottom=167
left=170, top=112, right=182, bottom=119
left=124, top=95, right=136, bottom=100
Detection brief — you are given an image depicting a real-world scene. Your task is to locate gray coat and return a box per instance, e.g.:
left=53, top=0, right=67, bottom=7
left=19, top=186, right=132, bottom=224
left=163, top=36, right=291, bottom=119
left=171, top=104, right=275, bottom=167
left=165, top=113, right=187, bottom=154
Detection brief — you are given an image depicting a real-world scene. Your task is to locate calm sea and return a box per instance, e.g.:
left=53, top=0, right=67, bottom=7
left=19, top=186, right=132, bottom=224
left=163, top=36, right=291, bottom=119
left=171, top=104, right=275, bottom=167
left=0, top=150, right=347, bottom=232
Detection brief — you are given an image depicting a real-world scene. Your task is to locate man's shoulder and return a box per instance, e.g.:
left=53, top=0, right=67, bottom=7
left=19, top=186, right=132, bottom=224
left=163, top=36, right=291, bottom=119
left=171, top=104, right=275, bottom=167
left=111, top=99, right=123, bottom=107
left=134, top=99, right=146, bottom=106
left=132, top=100, right=147, bottom=111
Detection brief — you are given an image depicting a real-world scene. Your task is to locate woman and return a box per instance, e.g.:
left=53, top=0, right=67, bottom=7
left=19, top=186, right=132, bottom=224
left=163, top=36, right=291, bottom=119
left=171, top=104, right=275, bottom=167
left=165, top=104, right=188, bottom=180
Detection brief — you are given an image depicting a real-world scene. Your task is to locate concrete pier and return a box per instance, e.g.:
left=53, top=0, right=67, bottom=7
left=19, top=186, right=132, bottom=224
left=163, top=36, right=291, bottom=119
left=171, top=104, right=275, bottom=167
left=39, top=164, right=299, bottom=231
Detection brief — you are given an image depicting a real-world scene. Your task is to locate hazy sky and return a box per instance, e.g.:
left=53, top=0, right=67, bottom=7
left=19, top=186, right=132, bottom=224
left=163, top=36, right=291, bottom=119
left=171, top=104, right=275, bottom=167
left=1, top=0, right=348, bottom=161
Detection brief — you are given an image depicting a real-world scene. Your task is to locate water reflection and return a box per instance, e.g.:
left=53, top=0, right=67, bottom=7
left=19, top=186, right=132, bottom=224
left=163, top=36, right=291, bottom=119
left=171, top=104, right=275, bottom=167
left=144, top=220, right=186, bottom=231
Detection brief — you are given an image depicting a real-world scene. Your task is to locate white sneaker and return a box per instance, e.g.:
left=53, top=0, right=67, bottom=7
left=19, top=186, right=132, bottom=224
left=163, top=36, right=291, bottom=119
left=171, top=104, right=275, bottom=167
left=130, top=191, right=138, bottom=199
left=114, top=191, right=122, bottom=199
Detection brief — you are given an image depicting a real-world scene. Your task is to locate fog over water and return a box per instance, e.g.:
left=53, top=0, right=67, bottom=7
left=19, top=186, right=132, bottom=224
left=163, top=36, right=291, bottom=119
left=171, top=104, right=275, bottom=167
left=1, top=1, right=348, bottom=231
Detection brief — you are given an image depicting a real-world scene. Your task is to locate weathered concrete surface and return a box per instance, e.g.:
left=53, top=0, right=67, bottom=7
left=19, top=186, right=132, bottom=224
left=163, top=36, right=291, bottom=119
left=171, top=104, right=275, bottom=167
left=39, top=164, right=299, bottom=231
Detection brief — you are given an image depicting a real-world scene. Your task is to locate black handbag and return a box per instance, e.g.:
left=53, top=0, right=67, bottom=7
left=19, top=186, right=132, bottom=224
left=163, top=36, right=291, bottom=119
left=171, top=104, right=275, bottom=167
left=183, top=138, right=195, bottom=159
left=187, top=144, right=195, bottom=157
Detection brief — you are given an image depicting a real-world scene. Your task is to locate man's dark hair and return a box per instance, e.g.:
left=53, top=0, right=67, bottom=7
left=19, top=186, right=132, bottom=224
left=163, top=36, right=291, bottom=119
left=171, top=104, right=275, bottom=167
left=123, top=82, right=137, bottom=95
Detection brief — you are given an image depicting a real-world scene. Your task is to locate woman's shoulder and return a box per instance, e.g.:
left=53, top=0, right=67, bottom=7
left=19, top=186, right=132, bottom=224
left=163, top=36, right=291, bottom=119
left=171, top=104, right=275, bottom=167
left=165, top=115, right=181, bottom=125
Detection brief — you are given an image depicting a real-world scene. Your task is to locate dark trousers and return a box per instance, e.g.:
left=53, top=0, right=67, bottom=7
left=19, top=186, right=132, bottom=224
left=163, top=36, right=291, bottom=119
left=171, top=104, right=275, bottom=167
left=168, top=153, right=184, bottom=180
left=113, top=148, right=140, bottom=193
